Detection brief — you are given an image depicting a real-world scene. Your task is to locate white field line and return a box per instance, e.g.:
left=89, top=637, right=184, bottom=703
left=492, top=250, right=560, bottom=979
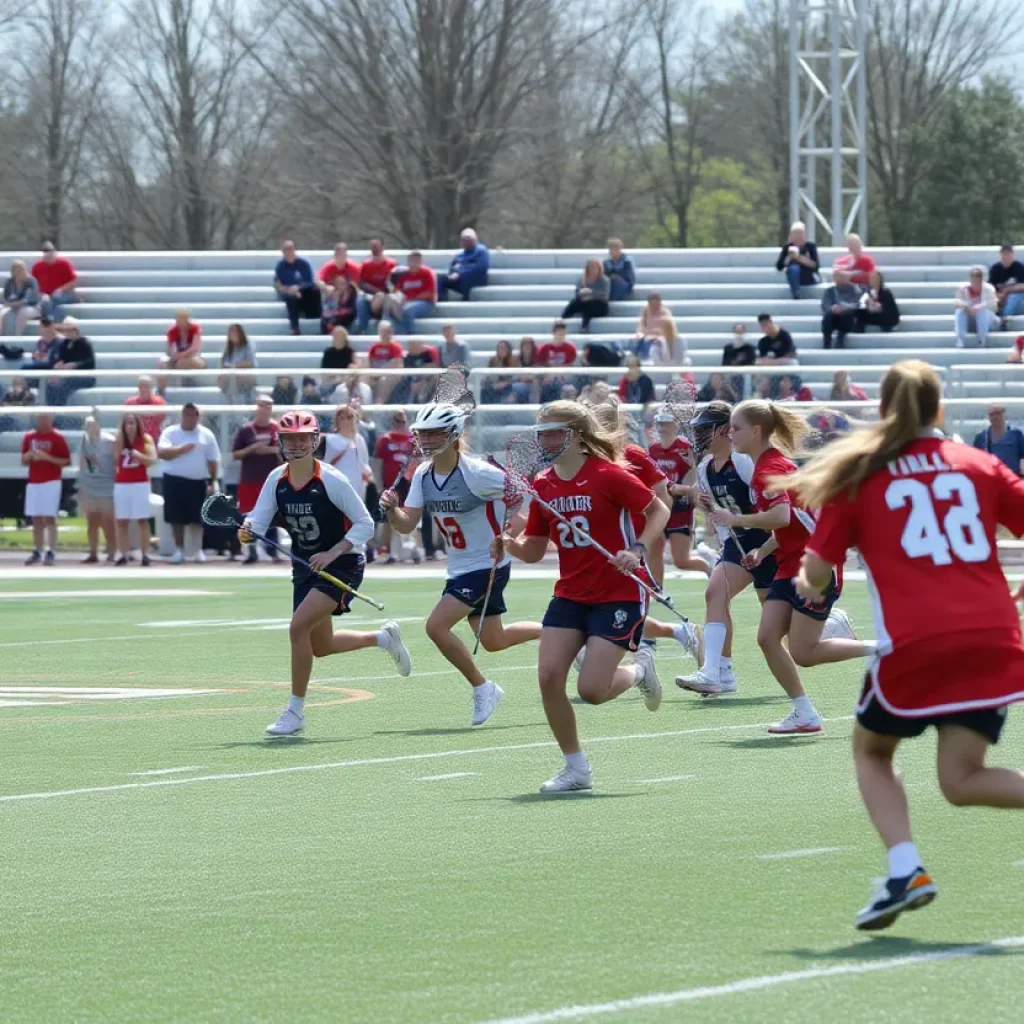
left=416, top=772, right=479, bottom=782
left=476, top=937, right=1024, bottom=1024
left=635, top=775, right=696, bottom=784
left=128, top=767, right=203, bottom=777
left=0, top=589, right=224, bottom=600
left=755, top=847, right=854, bottom=861
left=1015, top=859, right=1024, bottom=867
left=0, top=716, right=854, bottom=805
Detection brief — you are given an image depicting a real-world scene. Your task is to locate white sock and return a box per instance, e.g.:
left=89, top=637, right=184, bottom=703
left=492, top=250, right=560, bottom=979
left=565, top=751, right=589, bottom=772
left=287, top=695, right=304, bottom=716
left=887, top=841, right=922, bottom=879
left=703, top=623, right=727, bottom=677
left=721, top=656, right=733, bottom=669
left=376, top=629, right=390, bottom=649
left=792, top=695, right=815, bottom=716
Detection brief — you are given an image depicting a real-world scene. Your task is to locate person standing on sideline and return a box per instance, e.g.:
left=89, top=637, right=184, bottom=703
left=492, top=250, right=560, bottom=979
left=157, top=403, right=221, bottom=563
left=972, top=404, right=1024, bottom=477
left=20, top=412, right=70, bottom=565
left=77, top=416, right=117, bottom=563
left=232, top=395, right=282, bottom=564
left=125, top=376, right=167, bottom=442
left=113, top=412, right=156, bottom=566
left=373, top=410, right=416, bottom=564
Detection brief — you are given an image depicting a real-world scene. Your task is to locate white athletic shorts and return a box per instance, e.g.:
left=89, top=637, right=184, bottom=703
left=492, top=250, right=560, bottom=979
left=114, top=481, right=152, bottom=521
left=24, top=480, right=62, bottom=518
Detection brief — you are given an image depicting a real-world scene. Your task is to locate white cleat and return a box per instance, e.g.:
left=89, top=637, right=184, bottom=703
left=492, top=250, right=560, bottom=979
left=680, top=622, right=705, bottom=666
left=572, top=646, right=586, bottom=674
left=822, top=607, right=856, bottom=640
left=471, top=681, right=504, bottom=726
left=767, top=708, right=824, bottom=736
left=265, top=708, right=304, bottom=736
left=632, top=645, right=662, bottom=711
left=193, top=550, right=207, bottom=563
left=380, top=620, right=412, bottom=676
left=696, top=541, right=720, bottom=566
left=702, top=665, right=738, bottom=698
left=170, top=549, right=184, bottom=565
left=676, top=667, right=726, bottom=695
left=540, top=763, right=593, bottom=794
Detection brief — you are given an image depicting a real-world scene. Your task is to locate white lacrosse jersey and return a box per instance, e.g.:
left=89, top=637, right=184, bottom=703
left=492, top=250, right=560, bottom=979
left=405, top=453, right=511, bottom=576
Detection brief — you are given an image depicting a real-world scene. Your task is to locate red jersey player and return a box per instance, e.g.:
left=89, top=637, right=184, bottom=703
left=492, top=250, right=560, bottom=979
left=708, top=400, right=872, bottom=736
left=504, top=400, right=669, bottom=793
left=789, top=360, right=1024, bottom=930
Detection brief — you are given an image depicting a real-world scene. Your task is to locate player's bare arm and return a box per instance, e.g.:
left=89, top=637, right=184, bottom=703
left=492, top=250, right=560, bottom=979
left=795, top=550, right=833, bottom=601
left=383, top=497, right=422, bottom=534
left=713, top=502, right=790, bottom=532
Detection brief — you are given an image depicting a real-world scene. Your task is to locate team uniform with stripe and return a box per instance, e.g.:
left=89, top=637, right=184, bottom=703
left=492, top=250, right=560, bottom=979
left=649, top=437, right=694, bottom=534
left=405, top=454, right=513, bottom=617
left=808, top=436, right=1024, bottom=741
left=247, top=460, right=375, bottom=614
left=525, top=456, right=655, bottom=649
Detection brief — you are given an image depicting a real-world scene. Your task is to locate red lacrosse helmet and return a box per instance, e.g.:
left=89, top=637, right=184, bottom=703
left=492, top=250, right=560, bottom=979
left=278, top=409, right=320, bottom=461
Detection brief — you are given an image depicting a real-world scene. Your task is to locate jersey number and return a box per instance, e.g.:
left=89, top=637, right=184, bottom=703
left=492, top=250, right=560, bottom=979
left=556, top=515, right=592, bottom=548
left=885, top=473, right=990, bottom=566
left=434, top=516, right=466, bottom=550
left=285, top=515, right=321, bottom=545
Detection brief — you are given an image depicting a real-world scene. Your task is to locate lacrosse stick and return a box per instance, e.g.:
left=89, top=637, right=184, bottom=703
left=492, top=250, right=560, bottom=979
left=471, top=466, right=528, bottom=655
left=201, top=493, right=385, bottom=611
left=498, top=434, right=692, bottom=625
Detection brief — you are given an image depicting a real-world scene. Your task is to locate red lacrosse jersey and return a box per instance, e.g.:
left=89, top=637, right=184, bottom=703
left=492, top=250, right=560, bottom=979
left=115, top=435, right=151, bottom=483
left=649, top=437, right=694, bottom=530
left=374, top=430, right=415, bottom=488
left=525, top=456, right=654, bottom=604
left=623, top=444, right=667, bottom=536
left=750, top=446, right=817, bottom=579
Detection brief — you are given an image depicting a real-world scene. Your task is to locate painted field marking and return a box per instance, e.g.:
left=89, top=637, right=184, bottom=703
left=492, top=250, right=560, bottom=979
left=755, top=847, right=854, bottom=861
left=1014, top=859, right=1024, bottom=867
left=0, top=715, right=855, bottom=805
left=475, top=936, right=1024, bottom=1024
left=0, top=687, right=219, bottom=708
left=128, top=767, right=203, bottom=777
left=416, top=772, right=479, bottom=782
left=635, top=775, right=696, bottom=784
left=137, top=615, right=423, bottom=630
left=0, top=589, right=225, bottom=600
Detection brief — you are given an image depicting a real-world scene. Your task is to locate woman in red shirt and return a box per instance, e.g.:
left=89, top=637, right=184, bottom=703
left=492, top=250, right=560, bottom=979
left=389, top=251, right=437, bottom=336
left=113, top=412, right=157, bottom=565
left=504, top=401, right=669, bottom=793
left=157, top=309, right=206, bottom=394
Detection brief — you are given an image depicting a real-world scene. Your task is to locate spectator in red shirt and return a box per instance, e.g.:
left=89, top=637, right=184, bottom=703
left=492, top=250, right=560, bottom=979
left=355, top=239, right=398, bottom=334
left=830, top=369, right=868, bottom=402
left=317, top=243, right=360, bottom=334
left=1007, top=334, right=1024, bottom=363
left=776, top=375, right=813, bottom=402
left=125, top=376, right=167, bottom=441
left=833, top=233, right=876, bottom=287
left=537, top=320, right=578, bottom=401
left=232, top=394, right=283, bottom=564
left=20, top=412, right=71, bottom=565
left=373, top=409, right=414, bottom=563
left=368, top=321, right=405, bottom=403
left=157, top=309, right=206, bottom=394
left=390, top=251, right=438, bottom=336
left=30, top=242, right=79, bottom=323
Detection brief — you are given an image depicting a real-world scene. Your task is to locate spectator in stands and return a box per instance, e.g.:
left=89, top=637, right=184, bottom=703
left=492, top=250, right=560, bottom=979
left=954, top=266, right=999, bottom=348
left=617, top=355, right=655, bottom=405
left=301, top=376, right=321, bottom=408
left=510, top=336, right=539, bottom=403
left=355, top=239, right=398, bottom=334
left=538, top=320, right=578, bottom=401
left=697, top=372, right=727, bottom=403
left=125, top=376, right=167, bottom=441
left=820, top=269, right=864, bottom=349
left=855, top=270, right=900, bottom=333
left=158, top=403, right=221, bottom=563
left=21, top=317, right=60, bottom=372
left=440, top=323, right=470, bottom=368
left=321, top=325, right=359, bottom=395
left=324, top=404, right=372, bottom=502
left=561, top=259, right=610, bottom=333
left=271, top=375, right=297, bottom=405
left=320, top=277, right=358, bottom=334
left=329, top=373, right=372, bottom=407
left=317, top=243, right=360, bottom=298
left=217, top=323, right=257, bottom=404
left=832, top=233, right=875, bottom=286
left=77, top=416, right=116, bottom=563
left=973, top=404, right=1024, bottom=476
left=438, top=227, right=490, bottom=301
left=390, top=251, right=437, bottom=335
left=483, top=339, right=518, bottom=403
left=31, top=242, right=78, bottom=322
left=755, top=313, right=798, bottom=365
left=776, top=374, right=813, bottom=402
left=633, top=291, right=680, bottom=362
left=20, top=411, right=70, bottom=565
left=231, top=395, right=282, bottom=564
left=0, top=375, right=36, bottom=418
left=274, top=240, right=321, bottom=334
left=47, top=317, right=95, bottom=405
left=1007, top=334, right=1024, bottom=363
left=157, top=309, right=206, bottom=393
left=989, top=244, right=1024, bottom=330
left=112, top=411, right=156, bottom=566
left=722, top=322, right=757, bottom=399
left=368, top=321, right=404, bottom=403
left=604, top=238, right=636, bottom=301
left=830, top=369, right=868, bottom=402
left=2, top=260, right=41, bottom=336
left=775, top=221, right=819, bottom=299
left=400, top=338, right=440, bottom=404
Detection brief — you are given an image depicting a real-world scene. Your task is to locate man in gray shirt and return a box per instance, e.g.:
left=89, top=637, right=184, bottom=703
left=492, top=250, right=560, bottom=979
left=820, top=269, right=864, bottom=349
left=440, top=323, right=470, bottom=369
left=973, top=404, right=1024, bottom=476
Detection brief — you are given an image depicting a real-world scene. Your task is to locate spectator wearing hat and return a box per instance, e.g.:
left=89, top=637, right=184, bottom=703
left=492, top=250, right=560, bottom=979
left=231, top=395, right=282, bottom=563
left=604, top=238, right=636, bottom=301
left=989, top=244, right=1024, bottom=329
left=47, top=317, right=95, bottom=406
left=21, top=412, right=71, bottom=565
left=273, top=239, right=321, bottom=334
left=438, top=228, right=490, bottom=301
left=390, top=251, right=437, bottom=336
left=30, top=242, right=78, bottom=323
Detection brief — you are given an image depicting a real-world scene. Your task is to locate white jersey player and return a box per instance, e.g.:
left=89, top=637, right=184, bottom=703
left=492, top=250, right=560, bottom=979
left=381, top=403, right=543, bottom=725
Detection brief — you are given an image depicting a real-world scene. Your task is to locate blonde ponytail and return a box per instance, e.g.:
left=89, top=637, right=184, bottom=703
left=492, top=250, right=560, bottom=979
left=732, top=398, right=814, bottom=456
left=538, top=399, right=621, bottom=463
left=586, top=399, right=629, bottom=458
left=780, top=360, right=942, bottom=508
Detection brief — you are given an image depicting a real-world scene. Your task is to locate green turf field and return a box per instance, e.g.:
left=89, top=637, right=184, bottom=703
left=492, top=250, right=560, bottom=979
left=2, top=573, right=1023, bottom=1023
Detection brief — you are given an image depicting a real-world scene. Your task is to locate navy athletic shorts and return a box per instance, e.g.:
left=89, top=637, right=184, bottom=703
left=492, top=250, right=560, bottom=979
left=443, top=563, right=511, bottom=618
left=721, top=537, right=777, bottom=590
left=542, top=596, right=645, bottom=651
left=293, top=553, right=365, bottom=616
left=765, top=574, right=839, bottom=621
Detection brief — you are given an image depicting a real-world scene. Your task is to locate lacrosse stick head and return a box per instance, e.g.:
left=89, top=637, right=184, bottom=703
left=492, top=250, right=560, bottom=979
left=504, top=433, right=546, bottom=481
left=432, top=364, right=470, bottom=404
left=202, top=492, right=244, bottom=528
left=654, top=380, right=697, bottom=446
left=500, top=462, right=528, bottom=514
left=689, top=400, right=733, bottom=455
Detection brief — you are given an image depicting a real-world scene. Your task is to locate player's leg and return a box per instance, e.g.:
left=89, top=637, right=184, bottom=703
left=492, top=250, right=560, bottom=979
left=578, top=603, right=660, bottom=710
left=936, top=720, right=1024, bottom=808
left=31, top=515, right=44, bottom=554
left=646, top=533, right=666, bottom=586
left=537, top=622, right=592, bottom=792
left=758, top=595, right=823, bottom=735
left=136, top=518, right=151, bottom=566
left=642, top=616, right=702, bottom=660
left=473, top=615, right=543, bottom=653
left=668, top=530, right=711, bottom=576
left=576, top=637, right=634, bottom=705
left=43, top=515, right=58, bottom=558
left=788, top=611, right=874, bottom=666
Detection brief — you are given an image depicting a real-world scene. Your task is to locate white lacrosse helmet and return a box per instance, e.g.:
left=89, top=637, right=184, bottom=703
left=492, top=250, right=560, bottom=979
left=411, top=402, right=466, bottom=456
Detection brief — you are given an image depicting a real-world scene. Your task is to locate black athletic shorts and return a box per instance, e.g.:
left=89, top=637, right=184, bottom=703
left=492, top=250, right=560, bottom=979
left=162, top=474, right=207, bottom=526
left=721, top=537, right=777, bottom=589
left=766, top=574, right=839, bottom=621
left=542, top=597, right=645, bottom=651
left=293, top=553, right=365, bottom=616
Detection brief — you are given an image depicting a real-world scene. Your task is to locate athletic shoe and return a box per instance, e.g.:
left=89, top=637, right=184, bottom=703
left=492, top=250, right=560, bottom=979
left=676, top=667, right=724, bottom=695
left=632, top=645, right=662, bottom=711
left=471, top=681, right=504, bottom=726
left=385, top=556, right=397, bottom=565
left=82, top=553, right=98, bottom=564
left=540, top=762, right=593, bottom=794
left=243, top=549, right=258, bottom=565
left=43, top=550, right=55, bottom=566
left=140, top=555, right=151, bottom=567
left=856, top=868, right=937, bottom=931
left=719, top=664, right=738, bottom=690
left=193, top=550, right=207, bottom=563
left=170, top=549, right=184, bottom=565
left=115, top=555, right=128, bottom=566
left=822, top=607, right=856, bottom=641
left=265, top=708, right=304, bottom=736
left=380, top=621, right=412, bottom=676
left=412, top=548, right=423, bottom=564
left=572, top=646, right=586, bottom=674
left=105, top=553, right=117, bottom=563
left=676, top=622, right=705, bottom=665
left=24, top=550, right=41, bottom=566
left=696, top=541, right=720, bottom=566
left=767, top=708, right=824, bottom=735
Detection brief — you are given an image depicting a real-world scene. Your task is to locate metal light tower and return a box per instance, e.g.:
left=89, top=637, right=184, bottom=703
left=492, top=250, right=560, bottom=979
left=789, top=0, right=868, bottom=245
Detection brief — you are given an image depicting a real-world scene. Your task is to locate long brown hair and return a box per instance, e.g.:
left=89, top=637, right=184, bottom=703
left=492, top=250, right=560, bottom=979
left=732, top=398, right=813, bottom=457
left=117, top=412, right=148, bottom=451
left=538, top=400, right=620, bottom=462
left=780, top=360, right=942, bottom=509
left=223, top=323, right=248, bottom=359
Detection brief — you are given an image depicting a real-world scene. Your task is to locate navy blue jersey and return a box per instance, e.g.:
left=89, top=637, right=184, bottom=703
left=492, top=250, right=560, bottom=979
left=698, top=452, right=772, bottom=550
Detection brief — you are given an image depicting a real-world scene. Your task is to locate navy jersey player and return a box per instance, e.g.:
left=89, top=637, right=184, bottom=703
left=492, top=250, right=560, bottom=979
left=382, top=402, right=542, bottom=726
left=242, top=410, right=412, bottom=737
